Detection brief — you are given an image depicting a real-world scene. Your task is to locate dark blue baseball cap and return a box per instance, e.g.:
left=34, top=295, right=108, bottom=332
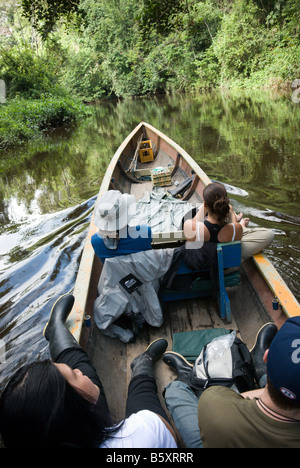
left=267, top=316, right=300, bottom=401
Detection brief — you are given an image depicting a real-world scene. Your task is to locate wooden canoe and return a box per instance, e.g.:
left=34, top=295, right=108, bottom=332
left=66, top=121, right=300, bottom=421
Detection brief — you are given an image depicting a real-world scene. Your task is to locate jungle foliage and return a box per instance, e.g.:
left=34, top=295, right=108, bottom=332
left=0, top=0, right=299, bottom=100
left=0, top=96, right=91, bottom=149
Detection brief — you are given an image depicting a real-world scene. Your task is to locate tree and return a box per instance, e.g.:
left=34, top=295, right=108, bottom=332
left=137, top=0, right=184, bottom=39
left=21, top=0, right=81, bottom=39
left=212, top=0, right=267, bottom=81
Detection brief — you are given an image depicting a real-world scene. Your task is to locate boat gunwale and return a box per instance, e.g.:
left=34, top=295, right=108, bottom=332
left=66, top=122, right=299, bottom=341
left=66, top=122, right=145, bottom=340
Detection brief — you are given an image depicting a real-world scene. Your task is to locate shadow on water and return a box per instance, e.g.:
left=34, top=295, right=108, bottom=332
left=0, top=88, right=299, bottom=392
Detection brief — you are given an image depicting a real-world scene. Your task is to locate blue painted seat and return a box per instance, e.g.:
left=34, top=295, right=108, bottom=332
left=161, top=241, right=242, bottom=323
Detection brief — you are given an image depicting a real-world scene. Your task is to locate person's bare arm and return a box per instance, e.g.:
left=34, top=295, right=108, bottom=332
left=229, top=205, right=239, bottom=223
left=194, top=203, right=206, bottom=222
left=183, top=204, right=209, bottom=242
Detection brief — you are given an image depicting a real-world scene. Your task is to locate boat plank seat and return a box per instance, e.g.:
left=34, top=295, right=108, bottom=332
left=161, top=241, right=242, bottom=323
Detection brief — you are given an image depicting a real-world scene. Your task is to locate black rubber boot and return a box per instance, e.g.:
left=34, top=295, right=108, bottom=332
left=163, top=352, right=193, bottom=387
left=163, top=351, right=204, bottom=398
left=43, top=294, right=81, bottom=361
left=250, top=322, right=278, bottom=387
left=130, top=338, right=168, bottom=379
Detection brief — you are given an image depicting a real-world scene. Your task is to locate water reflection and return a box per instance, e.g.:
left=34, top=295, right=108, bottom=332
left=0, top=197, right=95, bottom=390
left=0, top=89, right=299, bottom=392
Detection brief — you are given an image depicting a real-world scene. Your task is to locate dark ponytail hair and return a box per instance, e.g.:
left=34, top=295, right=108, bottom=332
left=0, top=360, right=120, bottom=448
left=203, top=182, right=230, bottom=224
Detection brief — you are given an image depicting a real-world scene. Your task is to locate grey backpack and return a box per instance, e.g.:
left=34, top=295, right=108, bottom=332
left=191, top=332, right=256, bottom=393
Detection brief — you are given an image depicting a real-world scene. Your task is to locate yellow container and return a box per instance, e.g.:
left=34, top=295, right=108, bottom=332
left=139, top=140, right=154, bottom=163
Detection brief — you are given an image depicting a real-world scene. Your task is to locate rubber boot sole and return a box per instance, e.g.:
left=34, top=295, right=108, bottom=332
left=249, top=322, right=277, bottom=352
left=163, top=351, right=194, bottom=368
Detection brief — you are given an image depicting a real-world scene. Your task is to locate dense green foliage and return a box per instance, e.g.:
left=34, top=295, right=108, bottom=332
left=21, top=0, right=81, bottom=39
left=1, top=0, right=299, bottom=100
left=0, top=45, right=65, bottom=99
left=0, top=0, right=299, bottom=145
left=0, top=97, right=91, bottom=149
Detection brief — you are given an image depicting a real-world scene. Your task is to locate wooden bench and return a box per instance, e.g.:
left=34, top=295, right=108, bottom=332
left=160, top=241, right=242, bottom=323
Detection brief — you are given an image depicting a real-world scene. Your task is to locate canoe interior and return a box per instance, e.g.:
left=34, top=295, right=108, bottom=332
left=111, top=123, right=207, bottom=205
left=73, top=123, right=288, bottom=424
left=87, top=269, right=276, bottom=423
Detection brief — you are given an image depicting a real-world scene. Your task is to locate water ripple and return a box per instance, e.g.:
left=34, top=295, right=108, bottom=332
left=0, top=196, right=96, bottom=392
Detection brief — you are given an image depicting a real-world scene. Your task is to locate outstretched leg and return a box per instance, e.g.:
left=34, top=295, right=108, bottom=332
left=44, top=294, right=109, bottom=412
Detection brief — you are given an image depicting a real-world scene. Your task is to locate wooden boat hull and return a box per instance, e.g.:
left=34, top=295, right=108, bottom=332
left=66, top=121, right=299, bottom=421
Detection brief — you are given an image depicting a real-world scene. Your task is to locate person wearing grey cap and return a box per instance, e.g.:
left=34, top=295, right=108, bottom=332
left=91, top=190, right=152, bottom=262
left=163, top=319, right=300, bottom=448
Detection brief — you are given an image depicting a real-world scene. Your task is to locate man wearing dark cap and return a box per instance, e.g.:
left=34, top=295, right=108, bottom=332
left=163, top=319, right=300, bottom=448
left=197, top=317, right=300, bottom=448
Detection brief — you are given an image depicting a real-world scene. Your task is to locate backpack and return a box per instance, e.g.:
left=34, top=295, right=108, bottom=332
left=190, top=332, right=256, bottom=393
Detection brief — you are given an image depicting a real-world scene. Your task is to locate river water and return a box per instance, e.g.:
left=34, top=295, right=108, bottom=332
left=0, top=89, right=299, bottom=392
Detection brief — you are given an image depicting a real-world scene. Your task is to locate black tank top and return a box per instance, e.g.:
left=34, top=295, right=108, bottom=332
left=204, top=220, right=226, bottom=243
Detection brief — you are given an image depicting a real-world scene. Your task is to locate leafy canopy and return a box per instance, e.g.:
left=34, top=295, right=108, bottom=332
left=21, top=0, right=81, bottom=38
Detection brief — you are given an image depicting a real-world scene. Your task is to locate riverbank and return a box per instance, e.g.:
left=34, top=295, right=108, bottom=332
left=1, top=79, right=297, bottom=152
left=0, top=96, right=92, bottom=150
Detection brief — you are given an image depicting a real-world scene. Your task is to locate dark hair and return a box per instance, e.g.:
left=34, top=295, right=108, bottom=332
left=267, top=376, right=300, bottom=411
left=203, top=183, right=230, bottom=224
left=0, top=360, right=120, bottom=448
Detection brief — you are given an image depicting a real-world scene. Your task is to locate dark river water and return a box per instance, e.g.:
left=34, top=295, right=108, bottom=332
left=0, top=89, right=299, bottom=392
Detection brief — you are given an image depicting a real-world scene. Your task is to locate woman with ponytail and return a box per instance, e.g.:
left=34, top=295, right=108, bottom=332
left=183, top=182, right=244, bottom=246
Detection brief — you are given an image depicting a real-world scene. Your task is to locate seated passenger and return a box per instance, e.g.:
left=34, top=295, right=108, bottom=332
left=183, top=182, right=274, bottom=262
left=178, top=182, right=243, bottom=272
left=0, top=294, right=177, bottom=448
left=91, top=190, right=152, bottom=262
left=183, top=182, right=243, bottom=247
left=163, top=319, right=300, bottom=448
